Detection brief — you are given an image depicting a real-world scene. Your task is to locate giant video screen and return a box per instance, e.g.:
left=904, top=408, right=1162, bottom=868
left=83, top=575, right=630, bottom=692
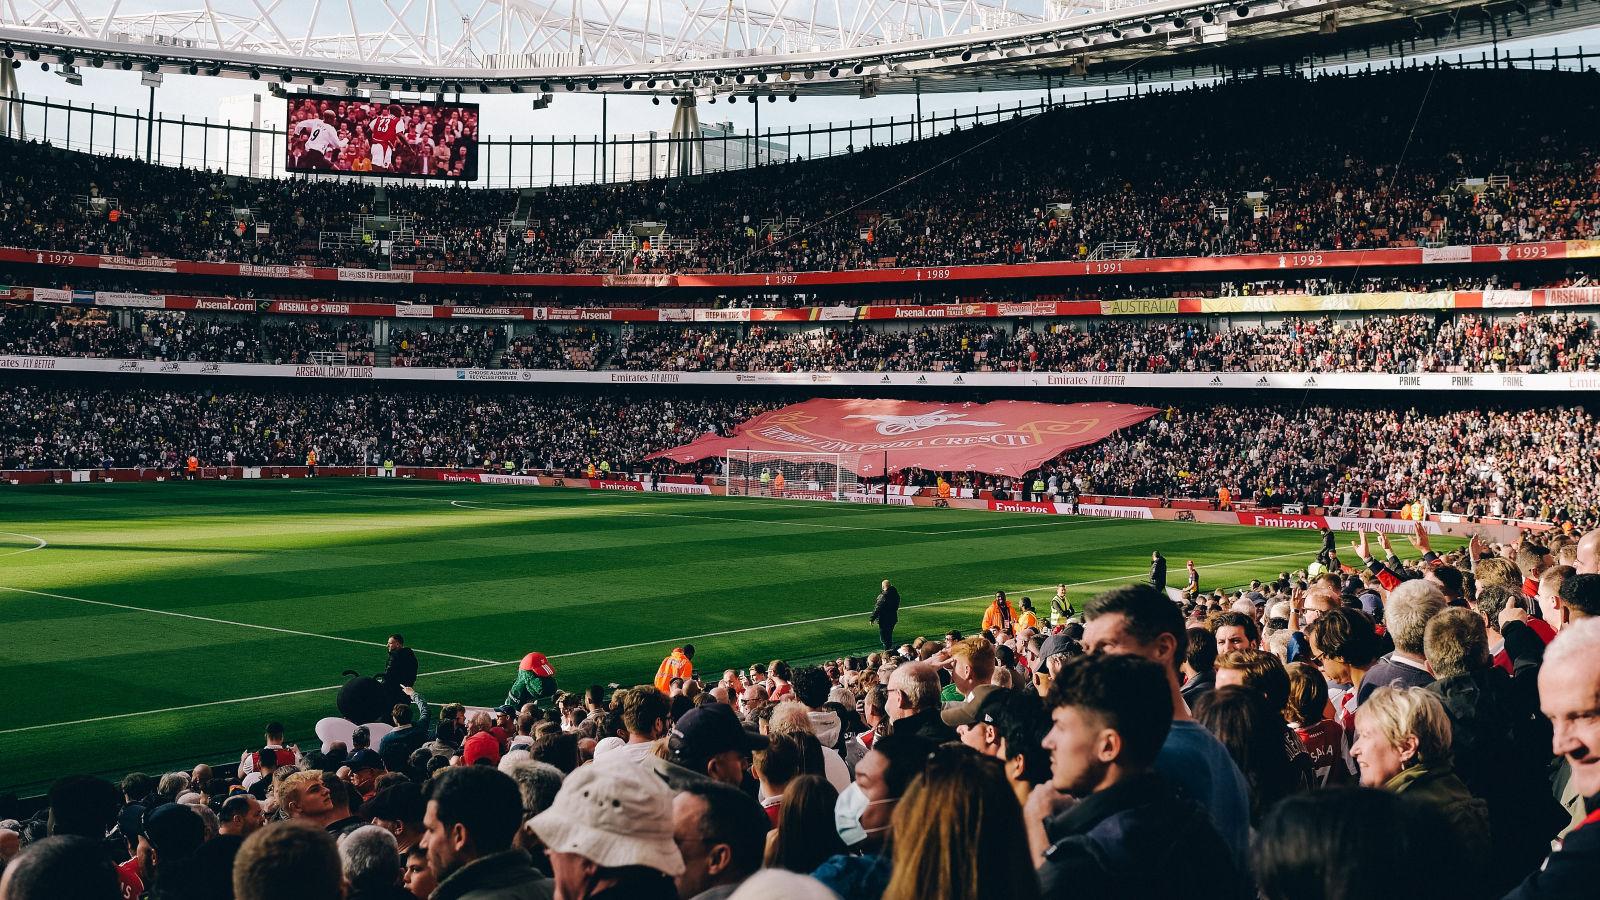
left=285, top=95, right=480, bottom=180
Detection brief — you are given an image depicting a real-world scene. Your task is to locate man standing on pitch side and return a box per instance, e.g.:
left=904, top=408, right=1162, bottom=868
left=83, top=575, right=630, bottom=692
left=871, top=580, right=901, bottom=652
left=381, top=634, right=423, bottom=715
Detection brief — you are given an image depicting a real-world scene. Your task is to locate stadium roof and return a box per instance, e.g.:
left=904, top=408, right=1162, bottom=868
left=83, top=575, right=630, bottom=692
left=0, top=0, right=1592, bottom=95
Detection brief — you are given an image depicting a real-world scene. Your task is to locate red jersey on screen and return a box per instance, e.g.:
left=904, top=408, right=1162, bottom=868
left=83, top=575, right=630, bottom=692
left=371, top=113, right=404, bottom=144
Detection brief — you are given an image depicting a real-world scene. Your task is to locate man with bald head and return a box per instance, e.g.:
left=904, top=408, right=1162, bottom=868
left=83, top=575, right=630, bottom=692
left=736, top=684, right=768, bottom=725
left=1503, top=618, right=1600, bottom=897
left=1577, top=528, right=1600, bottom=576
left=871, top=579, right=901, bottom=652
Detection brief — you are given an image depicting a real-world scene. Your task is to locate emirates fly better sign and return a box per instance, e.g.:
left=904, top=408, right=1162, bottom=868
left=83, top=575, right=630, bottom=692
left=647, top=399, right=1158, bottom=477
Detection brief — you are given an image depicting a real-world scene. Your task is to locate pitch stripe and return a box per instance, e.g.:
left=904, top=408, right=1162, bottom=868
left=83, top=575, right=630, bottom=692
left=0, top=547, right=1314, bottom=736
left=0, top=585, right=499, bottom=665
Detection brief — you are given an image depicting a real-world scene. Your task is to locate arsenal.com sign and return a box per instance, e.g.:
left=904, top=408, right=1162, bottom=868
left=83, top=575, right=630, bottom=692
left=647, top=399, right=1157, bottom=477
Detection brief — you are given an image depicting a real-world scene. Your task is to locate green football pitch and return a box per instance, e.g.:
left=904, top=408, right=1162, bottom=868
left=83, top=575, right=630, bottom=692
left=0, top=479, right=1455, bottom=795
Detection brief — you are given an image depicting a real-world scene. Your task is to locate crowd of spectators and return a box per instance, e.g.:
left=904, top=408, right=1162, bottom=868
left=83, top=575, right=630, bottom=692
left=1, top=67, right=1597, bottom=275
left=502, top=327, right=616, bottom=370
left=0, top=309, right=383, bottom=364
left=260, top=319, right=375, bottom=365
left=609, top=314, right=1600, bottom=374
left=0, top=385, right=768, bottom=479
left=387, top=326, right=500, bottom=368
left=5, top=306, right=1599, bottom=373
left=1, top=385, right=1595, bottom=529
left=0, top=309, right=261, bottom=362
left=1032, top=403, right=1599, bottom=530
left=3, top=526, right=1598, bottom=900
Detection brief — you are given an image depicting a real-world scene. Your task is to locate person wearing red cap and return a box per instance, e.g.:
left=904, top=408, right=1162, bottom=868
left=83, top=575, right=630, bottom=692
left=504, top=652, right=558, bottom=709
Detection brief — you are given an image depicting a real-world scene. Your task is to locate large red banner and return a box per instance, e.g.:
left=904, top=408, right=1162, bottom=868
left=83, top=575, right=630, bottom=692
left=647, top=399, right=1157, bottom=477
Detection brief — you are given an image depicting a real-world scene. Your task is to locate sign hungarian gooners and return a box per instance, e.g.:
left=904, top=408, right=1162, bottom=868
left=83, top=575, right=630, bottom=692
left=647, top=398, right=1158, bottom=477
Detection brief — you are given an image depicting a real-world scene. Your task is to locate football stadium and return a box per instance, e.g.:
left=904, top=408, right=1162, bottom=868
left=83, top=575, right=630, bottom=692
left=1, top=0, right=1599, bottom=897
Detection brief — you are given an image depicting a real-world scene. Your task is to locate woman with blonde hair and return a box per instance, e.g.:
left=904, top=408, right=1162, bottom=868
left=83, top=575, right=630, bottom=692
left=880, top=745, right=1039, bottom=900
left=1350, top=686, right=1489, bottom=859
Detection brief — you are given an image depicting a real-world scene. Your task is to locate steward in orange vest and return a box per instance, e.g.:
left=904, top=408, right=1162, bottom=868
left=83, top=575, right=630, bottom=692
left=654, top=644, right=695, bottom=693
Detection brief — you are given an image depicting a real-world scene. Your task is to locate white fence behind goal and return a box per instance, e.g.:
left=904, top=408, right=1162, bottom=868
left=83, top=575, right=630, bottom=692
left=725, top=451, right=863, bottom=501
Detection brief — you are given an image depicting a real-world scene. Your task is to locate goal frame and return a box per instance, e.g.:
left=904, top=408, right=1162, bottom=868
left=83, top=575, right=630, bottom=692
left=724, top=450, right=862, bottom=502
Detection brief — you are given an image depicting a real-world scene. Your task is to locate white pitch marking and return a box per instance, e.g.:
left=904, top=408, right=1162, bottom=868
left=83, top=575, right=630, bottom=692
left=0, top=532, right=48, bottom=558
left=0, top=585, right=498, bottom=664
left=0, top=660, right=507, bottom=736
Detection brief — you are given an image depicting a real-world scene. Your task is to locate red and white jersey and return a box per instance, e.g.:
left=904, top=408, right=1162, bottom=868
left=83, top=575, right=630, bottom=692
left=370, top=113, right=406, bottom=145
left=1292, top=718, right=1347, bottom=786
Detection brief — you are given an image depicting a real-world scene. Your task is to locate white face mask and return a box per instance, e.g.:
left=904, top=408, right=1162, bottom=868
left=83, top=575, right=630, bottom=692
left=833, top=783, right=895, bottom=846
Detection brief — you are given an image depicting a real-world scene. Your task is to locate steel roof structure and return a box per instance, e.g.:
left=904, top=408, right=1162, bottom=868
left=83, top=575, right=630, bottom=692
left=0, top=0, right=1590, bottom=95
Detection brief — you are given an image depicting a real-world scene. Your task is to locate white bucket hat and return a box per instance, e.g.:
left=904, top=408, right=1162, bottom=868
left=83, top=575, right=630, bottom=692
left=528, top=758, right=685, bottom=877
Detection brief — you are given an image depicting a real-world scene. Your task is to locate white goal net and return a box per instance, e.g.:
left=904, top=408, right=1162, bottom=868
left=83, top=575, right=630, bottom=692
left=724, top=451, right=863, bottom=501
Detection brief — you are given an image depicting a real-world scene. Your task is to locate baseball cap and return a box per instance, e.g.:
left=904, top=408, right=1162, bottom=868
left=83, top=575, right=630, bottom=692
left=1037, top=632, right=1078, bottom=660
left=668, top=703, right=766, bottom=762
left=345, top=748, right=384, bottom=773
left=117, top=803, right=147, bottom=840
left=495, top=704, right=518, bottom=716
left=142, top=803, right=206, bottom=859
left=358, top=783, right=424, bottom=825
left=940, top=684, right=1006, bottom=727
left=519, top=652, right=556, bottom=677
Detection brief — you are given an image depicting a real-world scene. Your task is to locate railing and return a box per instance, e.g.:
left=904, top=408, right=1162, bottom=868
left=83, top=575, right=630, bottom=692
left=1, top=44, right=1597, bottom=191
left=1088, top=241, right=1141, bottom=260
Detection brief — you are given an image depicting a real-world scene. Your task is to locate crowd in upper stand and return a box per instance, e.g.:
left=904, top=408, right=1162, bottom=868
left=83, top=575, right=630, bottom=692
left=0, top=67, right=1596, bottom=275
left=4, top=306, right=1598, bottom=373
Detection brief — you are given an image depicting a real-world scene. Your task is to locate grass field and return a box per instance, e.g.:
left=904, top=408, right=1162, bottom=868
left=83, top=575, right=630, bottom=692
left=0, top=479, right=1457, bottom=795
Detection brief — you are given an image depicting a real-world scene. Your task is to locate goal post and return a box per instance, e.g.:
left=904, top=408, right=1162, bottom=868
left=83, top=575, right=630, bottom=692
left=724, top=450, right=863, bottom=501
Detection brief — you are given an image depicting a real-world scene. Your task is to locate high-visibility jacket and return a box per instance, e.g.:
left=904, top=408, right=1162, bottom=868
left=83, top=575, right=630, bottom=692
left=654, top=648, right=693, bottom=693
left=186, top=456, right=199, bottom=472
left=773, top=473, right=786, bottom=491
left=1017, top=610, right=1039, bottom=631
left=307, top=450, right=317, bottom=466
left=982, top=600, right=1015, bottom=633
